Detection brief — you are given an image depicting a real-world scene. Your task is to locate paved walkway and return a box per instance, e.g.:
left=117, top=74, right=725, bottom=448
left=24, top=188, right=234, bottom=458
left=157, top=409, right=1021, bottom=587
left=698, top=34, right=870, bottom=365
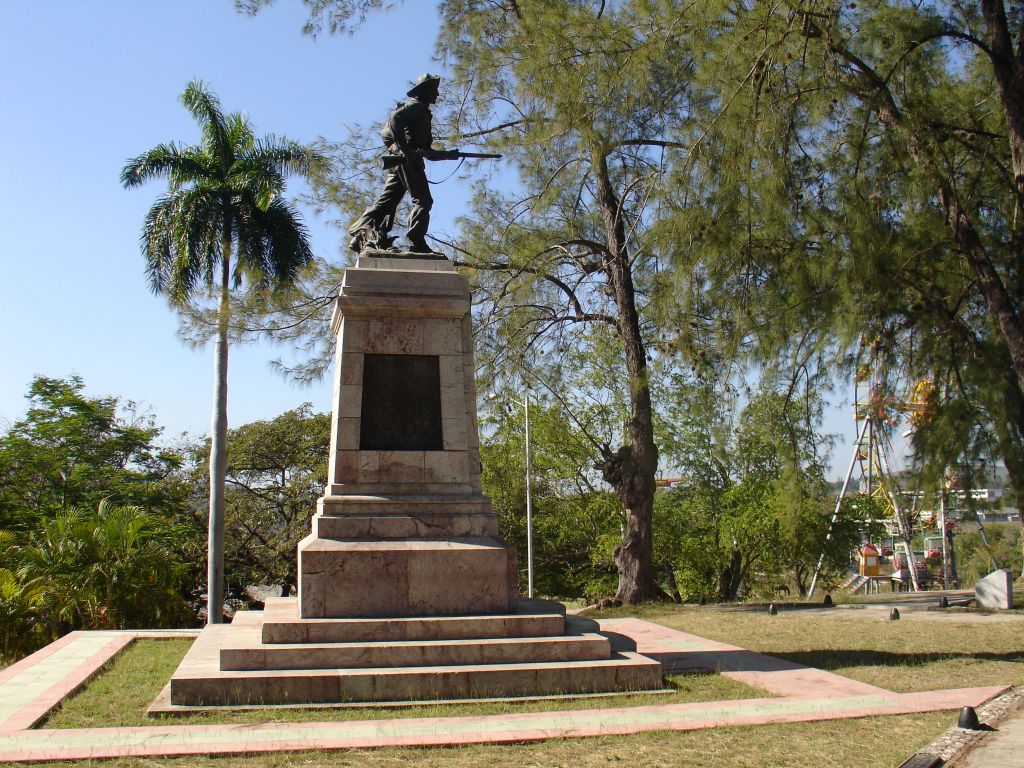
left=0, top=620, right=1008, bottom=762
left=962, top=708, right=1024, bottom=767
left=0, top=630, right=199, bottom=734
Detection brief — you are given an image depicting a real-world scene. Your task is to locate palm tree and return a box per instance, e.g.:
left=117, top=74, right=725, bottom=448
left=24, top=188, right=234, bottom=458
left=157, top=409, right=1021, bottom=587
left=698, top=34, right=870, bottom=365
left=84, top=499, right=187, bottom=629
left=121, top=80, right=320, bottom=624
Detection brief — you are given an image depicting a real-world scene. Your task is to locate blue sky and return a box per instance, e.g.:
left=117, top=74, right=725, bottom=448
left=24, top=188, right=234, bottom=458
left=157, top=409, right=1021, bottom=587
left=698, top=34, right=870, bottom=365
left=0, top=1, right=868, bottom=477
left=0, top=1, right=455, bottom=444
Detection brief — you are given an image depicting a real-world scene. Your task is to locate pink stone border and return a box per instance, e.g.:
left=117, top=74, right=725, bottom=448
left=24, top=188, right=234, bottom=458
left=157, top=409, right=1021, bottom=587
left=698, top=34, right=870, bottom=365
left=0, top=621, right=1008, bottom=762
left=0, top=630, right=199, bottom=735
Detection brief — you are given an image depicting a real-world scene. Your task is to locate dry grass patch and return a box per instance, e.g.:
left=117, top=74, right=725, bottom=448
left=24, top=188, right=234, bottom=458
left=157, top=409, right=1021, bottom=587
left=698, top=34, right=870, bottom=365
left=592, top=604, right=1024, bottom=692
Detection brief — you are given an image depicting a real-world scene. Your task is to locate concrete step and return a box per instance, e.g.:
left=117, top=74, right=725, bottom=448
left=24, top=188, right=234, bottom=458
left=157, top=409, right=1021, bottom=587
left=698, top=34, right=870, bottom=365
left=222, top=632, right=611, bottom=671
left=172, top=647, right=663, bottom=706
left=260, top=596, right=567, bottom=643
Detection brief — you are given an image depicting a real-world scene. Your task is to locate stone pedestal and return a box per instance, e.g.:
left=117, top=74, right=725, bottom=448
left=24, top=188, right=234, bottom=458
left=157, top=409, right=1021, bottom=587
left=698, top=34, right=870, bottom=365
left=298, top=255, right=516, bottom=618
left=164, top=255, right=662, bottom=708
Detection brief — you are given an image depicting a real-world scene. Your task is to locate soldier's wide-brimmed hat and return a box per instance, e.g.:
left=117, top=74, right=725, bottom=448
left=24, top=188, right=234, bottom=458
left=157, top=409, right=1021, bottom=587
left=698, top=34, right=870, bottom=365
left=407, top=73, right=441, bottom=98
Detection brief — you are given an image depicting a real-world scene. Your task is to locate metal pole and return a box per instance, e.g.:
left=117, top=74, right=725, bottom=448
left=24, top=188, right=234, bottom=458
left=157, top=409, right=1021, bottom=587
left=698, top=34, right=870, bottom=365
left=524, top=391, right=534, bottom=598
left=939, top=492, right=948, bottom=590
left=808, top=416, right=869, bottom=599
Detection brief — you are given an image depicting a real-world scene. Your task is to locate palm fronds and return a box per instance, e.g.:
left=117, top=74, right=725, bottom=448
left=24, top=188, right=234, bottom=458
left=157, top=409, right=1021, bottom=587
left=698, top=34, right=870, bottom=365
left=122, top=80, right=324, bottom=304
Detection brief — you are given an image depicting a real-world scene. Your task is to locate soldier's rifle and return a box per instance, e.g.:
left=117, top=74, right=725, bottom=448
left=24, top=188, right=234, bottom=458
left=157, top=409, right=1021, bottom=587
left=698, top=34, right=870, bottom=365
left=381, top=148, right=502, bottom=170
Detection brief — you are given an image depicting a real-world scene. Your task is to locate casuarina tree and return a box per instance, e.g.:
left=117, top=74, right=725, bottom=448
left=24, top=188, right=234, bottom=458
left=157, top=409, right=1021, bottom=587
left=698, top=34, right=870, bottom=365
left=121, top=80, right=321, bottom=623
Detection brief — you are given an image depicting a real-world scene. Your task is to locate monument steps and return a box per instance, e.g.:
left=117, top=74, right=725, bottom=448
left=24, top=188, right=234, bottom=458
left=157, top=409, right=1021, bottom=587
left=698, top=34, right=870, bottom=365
left=222, top=633, right=613, bottom=670
left=260, top=596, right=569, bottom=643
left=171, top=646, right=661, bottom=707
left=221, top=602, right=606, bottom=671
left=164, top=598, right=663, bottom=707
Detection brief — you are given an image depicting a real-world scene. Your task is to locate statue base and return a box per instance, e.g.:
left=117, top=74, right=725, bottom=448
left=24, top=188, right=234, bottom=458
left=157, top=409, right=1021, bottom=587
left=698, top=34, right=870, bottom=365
left=164, top=256, right=663, bottom=707
left=298, top=255, right=516, bottom=618
left=361, top=247, right=448, bottom=260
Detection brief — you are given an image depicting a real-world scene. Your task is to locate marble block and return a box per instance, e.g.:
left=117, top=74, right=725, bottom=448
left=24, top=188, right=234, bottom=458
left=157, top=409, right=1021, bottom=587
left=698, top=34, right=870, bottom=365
left=975, top=568, right=1014, bottom=610
left=313, top=512, right=499, bottom=539
left=298, top=535, right=516, bottom=618
left=305, top=257, right=516, bottom=620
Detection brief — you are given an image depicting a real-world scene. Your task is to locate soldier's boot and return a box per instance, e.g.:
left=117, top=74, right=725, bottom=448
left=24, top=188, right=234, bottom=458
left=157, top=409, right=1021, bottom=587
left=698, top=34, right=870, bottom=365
left=407, top=236, right=435, bottom=254
left=347, top=220, right=369, bottom=252
left=349, top=223, right=396, bottom=253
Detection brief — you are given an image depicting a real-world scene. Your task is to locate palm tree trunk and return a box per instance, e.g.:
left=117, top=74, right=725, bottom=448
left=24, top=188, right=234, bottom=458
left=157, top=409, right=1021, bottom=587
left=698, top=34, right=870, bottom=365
left=207, top=243, right=231, bottom=624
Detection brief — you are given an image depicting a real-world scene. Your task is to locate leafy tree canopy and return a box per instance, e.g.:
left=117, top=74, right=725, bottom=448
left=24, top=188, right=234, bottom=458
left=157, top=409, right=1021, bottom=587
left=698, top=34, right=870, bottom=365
left=0, top=375, right=184, bottom=529
left=190, top=405, right=330, bottom=599
left=482, top=394, right=625, bottom=600
left=240, top=0, right=1024, bottom=578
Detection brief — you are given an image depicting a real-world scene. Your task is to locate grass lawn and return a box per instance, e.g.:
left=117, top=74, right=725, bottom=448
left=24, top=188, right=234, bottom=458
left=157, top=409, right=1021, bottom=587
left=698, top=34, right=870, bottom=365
left=16, top=605, right=1024, bottom=768
left=612, top=604, right=1024, bottom=692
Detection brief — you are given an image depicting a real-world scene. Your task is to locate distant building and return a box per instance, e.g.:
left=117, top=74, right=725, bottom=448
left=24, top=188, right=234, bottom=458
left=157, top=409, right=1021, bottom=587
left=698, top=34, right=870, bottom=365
left=977, top=508, right=1020, bottom=524
left=855, top=462, right=1019, bottom=526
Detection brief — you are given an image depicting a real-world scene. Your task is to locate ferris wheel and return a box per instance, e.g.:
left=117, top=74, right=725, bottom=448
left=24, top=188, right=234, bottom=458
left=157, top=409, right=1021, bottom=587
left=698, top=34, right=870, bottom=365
left=808, top=338, right=934, bottom=597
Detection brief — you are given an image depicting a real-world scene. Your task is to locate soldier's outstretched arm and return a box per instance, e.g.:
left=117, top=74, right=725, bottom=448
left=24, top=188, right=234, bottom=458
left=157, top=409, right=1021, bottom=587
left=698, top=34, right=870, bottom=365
left=424, top=149, right=502, bottom=161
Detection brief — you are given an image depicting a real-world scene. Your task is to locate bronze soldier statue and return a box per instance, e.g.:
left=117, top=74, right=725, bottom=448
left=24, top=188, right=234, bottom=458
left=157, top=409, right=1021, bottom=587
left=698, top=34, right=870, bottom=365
left=348, top=73, right=445, bottom=255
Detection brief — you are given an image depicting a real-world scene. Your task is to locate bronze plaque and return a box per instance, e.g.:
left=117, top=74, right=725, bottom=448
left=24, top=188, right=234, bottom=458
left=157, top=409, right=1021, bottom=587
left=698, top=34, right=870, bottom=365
left=360, top=354, right=443, bottom=451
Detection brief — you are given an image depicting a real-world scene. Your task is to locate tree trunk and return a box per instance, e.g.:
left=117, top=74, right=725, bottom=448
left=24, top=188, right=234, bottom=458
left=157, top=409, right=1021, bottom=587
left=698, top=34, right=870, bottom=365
left=717, top=547, right=743, bottom=602
left=990, top=366, right=1024, bottom=578
left=591, top=150, right=660, bottom=603
left=980, top=0, right=1024, bottom=233
left=939, top=189, right=1024, bottom=397
left=794, top=563, right=808, bottom=598
left=207, top=243, right=231, bottom=625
